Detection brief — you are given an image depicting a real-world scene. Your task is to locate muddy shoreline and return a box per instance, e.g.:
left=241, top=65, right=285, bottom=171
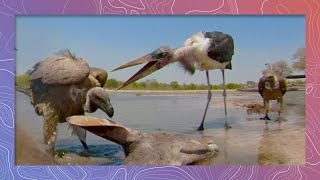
left=15, top=90, right=305, bottom=165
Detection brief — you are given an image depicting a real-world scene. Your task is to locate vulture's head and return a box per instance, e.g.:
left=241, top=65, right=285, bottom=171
left=84, top=87, right=114, bottom=117
left=264, top=74, right=279, bottom=90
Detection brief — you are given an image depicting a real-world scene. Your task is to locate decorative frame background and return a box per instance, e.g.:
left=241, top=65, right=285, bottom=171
left=0, top=0, right=318, bottom=179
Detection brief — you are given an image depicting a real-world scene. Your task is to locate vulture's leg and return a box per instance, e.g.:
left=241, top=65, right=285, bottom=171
left=197, top=71, right=212, bottom=131
left=275, top=97, right=283, bottom=122
left=278, top=97, right=283, bottom=116
left=260, top=99, right=271, bottom=121
left=42, top=104, right=59, bottom=156
left=222, top=69, right=231, bottom=129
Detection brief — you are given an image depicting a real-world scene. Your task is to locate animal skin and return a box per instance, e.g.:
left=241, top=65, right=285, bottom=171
left=67, top=116, right=219, bottom=165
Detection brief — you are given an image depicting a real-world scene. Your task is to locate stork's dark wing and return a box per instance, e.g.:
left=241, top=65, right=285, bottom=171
left=278, top=76, right=287, bottom=95
left=29, top=56, right=90, bottom=85
left=204, top=31, right=234, bottom=70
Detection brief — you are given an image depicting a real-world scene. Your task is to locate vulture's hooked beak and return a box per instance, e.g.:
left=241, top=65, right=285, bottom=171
left=105, top=102, right=114, bottom=118
left=96, top=100, right=114, bottom=117
left=112, top=48, right=173, bottom=90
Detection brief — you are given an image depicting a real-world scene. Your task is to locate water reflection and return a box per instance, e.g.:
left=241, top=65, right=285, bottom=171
left=16, top=90, right=305, bottom=165
left=257, top=125, right=305, bottom=165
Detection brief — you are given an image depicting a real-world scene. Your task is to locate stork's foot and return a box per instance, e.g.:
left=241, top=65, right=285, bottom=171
left=197, top=124, right=204, bottom=131
left=79, top=149, right=89, bottom=157
left=225, top=123, right=232, bottom=129
left=79, top=140, right=89, bottom=157
left=260, top=115, right=271, bottom=120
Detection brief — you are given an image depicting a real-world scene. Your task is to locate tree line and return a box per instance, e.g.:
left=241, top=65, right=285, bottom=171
left=262, top=48, right=305, bottom=76
left=105, top=78, right=244, bottom=90
left=15, top=74, right=245, bottom=90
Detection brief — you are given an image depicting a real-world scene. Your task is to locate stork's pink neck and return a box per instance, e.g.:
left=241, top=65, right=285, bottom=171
left=172, top=46, right=195, bottom=62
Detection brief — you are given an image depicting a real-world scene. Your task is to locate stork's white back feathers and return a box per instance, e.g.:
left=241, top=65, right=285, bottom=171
left=183, top=32, right=231, bottom=71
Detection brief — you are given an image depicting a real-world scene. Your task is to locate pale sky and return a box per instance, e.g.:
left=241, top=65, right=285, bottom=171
left=16, top=15, right=305, bottom=85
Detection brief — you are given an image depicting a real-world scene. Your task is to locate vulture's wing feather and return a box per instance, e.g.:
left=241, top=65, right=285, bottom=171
left=42, top=102, right=59, bottom=147
left=89, top=67, right=108, bottom=87
left=29, top=56, right=90, bottom=85
left=258, top=77, right=265, bottom=96
left=278, top=76, right=287, bottom=95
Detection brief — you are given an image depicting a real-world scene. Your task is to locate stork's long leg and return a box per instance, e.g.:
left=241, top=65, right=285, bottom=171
left=197, top=71, right=212, bottom=131
left=80, top=139, right=89, bottom=150
left=70, top=124, right=89, bottom=156
left=222, top=69, right=231, bottom=129
left=79, top=132, right=89, bottom=157
left=72, top=125, right=88, bottom=149
left=275, top=97, right=284, bottom=122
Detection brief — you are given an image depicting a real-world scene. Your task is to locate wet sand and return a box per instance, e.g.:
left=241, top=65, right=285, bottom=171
left=15, top=90, right=305, bottom=165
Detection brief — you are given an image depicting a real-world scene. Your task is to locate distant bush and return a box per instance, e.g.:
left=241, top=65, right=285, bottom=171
left=226, top=83, right=244, bottom=89
left=212, top=85, right=221, bottom=90
left=147, top=80, right=160, bottom=89
left=105, top=78, right=243, bottom=90
left=170, top=81, right=180, bottom=89
left=105, top=78, right=120, bottom=89
left=185, top=83, right=197, bottom=90
left=16, top=74, right=30, bottom=87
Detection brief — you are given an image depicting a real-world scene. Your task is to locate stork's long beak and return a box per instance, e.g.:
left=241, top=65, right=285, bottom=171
left=112, top=54, right=152, bottom=72
left=112, top=54, right=171, bottom=90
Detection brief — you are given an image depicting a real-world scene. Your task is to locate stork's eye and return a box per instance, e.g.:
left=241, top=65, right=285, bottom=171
left=156, top=52, right=167, bottom=59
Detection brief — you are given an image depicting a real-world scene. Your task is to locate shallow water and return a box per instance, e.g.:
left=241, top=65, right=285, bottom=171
left=15, top=90, right=305, bottom=165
